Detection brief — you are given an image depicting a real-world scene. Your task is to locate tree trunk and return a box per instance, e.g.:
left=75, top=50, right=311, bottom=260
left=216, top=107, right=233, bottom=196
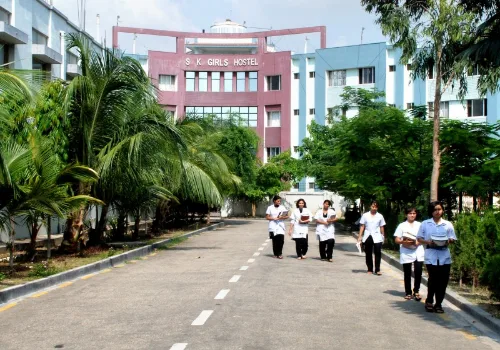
left=115, top=212, right=127, bottom=241
left=459, top=192, right=463, bottom=214
left=206, top=205, right=211, bottom=225
left=459, top=271, right=463, bottom=289
left=47, top=216, right=52, bottom=259
left=28, top=222, right=40, bottom=258
left=132, top=215, right=140, bottom=241
left=473, top=196, right=477, bottom=213
left=488, top=191, right=494, bottom=207
left=152, top=204, right=163, bottom=233
left=62, top=183, right=89, bottom=246
left=90, top=204, right=109, bottom=245
left=430, top=48, right=443, bottom=202
left=9, top=216, right=15, bottom=269
left=251, top=202, right=257, bottom=217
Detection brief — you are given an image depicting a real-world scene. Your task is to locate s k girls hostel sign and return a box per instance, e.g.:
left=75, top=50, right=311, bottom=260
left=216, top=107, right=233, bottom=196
left=185, top=57, right=259, bottom=67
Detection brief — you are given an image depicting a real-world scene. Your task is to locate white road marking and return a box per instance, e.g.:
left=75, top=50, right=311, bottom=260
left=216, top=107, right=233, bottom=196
left=191, top=310, right=214, bottom=326
left=266, top=239, right=271, bottom=242
left=214, top=289, right=230, bottom=300
left=253, top=252, right=260, bottom=257
left=247, top=259, right=255, bottom=263
left=258, top=247, right=264, bottom=251
left=229, top=275, right=241, bottom=283
left=262, top=243, right=268, bottom=246
left=170, top=344, right=188, bottom=350
left=240, top=266, right=249, bottom=271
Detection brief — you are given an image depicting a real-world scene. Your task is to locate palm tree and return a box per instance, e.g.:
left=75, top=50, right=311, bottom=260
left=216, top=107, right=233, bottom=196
left=61, top=33, right=154, bottom=246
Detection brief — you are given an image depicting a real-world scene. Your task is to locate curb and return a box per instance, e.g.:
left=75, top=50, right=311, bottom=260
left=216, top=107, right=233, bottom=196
left=349, top=231, right=500, bottom=334
left=0, top=222, right=225, bottom=305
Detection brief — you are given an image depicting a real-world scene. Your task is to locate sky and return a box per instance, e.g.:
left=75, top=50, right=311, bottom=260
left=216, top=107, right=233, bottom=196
left=52, top=0, right=387, bottom=55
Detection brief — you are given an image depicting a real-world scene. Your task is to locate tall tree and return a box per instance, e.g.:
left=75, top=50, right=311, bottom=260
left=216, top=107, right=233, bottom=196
left=362, top=0, right=477, bottom=201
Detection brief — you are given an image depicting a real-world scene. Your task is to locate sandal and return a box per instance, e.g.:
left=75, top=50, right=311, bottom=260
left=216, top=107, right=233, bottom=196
left=376, top=272, right=382, bottom=276
left=367, top=271, right=373, bottom=275
left=413, top=291, right=422, bottom=301
left=328, top=259, right=333, bottom=262
left=434, top=305, right=444, bottom=313
left=297, top=257, right=303, bottom=260
left=278, top=256, right=283, bottom=259
left=404, top=295, right=413, bottom=300
left=425, top=303, right=434, bottom=312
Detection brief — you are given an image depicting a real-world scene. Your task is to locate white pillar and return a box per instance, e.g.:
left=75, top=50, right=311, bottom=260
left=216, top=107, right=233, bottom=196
left=60, top=31, right=66, bottom=80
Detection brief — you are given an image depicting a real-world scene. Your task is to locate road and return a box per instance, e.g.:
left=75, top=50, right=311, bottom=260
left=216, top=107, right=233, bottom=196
left=1, top=219, right=499, bottom=350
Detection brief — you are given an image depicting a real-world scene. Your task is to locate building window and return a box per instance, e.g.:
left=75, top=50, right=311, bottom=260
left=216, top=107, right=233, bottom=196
left=293, top=109, right=299, bottom=116
left=468, top=65, right=480, bottom=76
left=406, top=103, right=414, bottom=109
left=224, top=72, right=233, bottom=92
left=159, top=75, right=176, bottom=91
left=359, top=67, right=375, bottom=84
left=267, top=111, right=281, bottom=127
left=440, top=101, right=449, bottom=118
left=388, top=104, right=396, bottom=107
left=32, top=29, right=48, bottom=45
left=309, top=108, right=315, bottom=115
left=249, top=72, right=258, bottom=92
left=199, top=72, right=208, bottom=92
left=308, top=182, right=315, bottom=190
left=328, top=70, right=346, bottom=87
left=294, top=73, right=299, bottom=79
left=407, top=64, right=413, bottom=71
left=293, top=183, right=299, bottom=190
left=293, top=146, right=299, bottom=152
left=267, top=147, right=281, bottom=160
left=267, top=75, right=281, bottom=91
left=389, top=65, right=396, bottom=72
left=309, top=71, right=315, bottom=78
left=236, top=72, right=246, bottom=92
left=211, top=72, right=220, bottom=92
left=185, top=106, right=257, bottom=127
left=428, top=66, right=434, bottom=80
left=467, top=99, right=487, bottom=117
left=186, top=72, right=195, bottom=92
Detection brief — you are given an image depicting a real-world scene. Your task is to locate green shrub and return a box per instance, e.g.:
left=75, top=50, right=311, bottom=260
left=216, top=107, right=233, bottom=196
left=0, top=272, right=6, bottom=281
left=482, top=254, right=500, bottom=299
left=28, top=263, right=61, bottom=278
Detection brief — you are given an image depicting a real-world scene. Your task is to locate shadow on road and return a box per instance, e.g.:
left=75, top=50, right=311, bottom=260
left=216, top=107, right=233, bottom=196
left=384, top=289, right=406, bottom=298
left=352, top=269, right=368, bottom=274
left=222, top=220, right=253, bottom=226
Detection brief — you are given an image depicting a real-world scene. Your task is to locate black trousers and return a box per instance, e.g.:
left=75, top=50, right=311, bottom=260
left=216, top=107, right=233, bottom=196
left=403, top=261, right=423, bottom=295
left=272, top=234, right=284, bottom=257
left=319, top=239, right=335, bottom=259
left=364, top=235, right=382, bottom=273
left=294, top=237, right=308, bottom=257
left=426, top=263, right=451, bottom=306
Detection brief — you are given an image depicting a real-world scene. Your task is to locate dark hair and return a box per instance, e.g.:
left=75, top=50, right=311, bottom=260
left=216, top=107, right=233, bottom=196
left=272, top=195, right=281, bottom=203
left=323, top=200, right=332, bottom=207
left=296, top=199, right=307, bottom=208
left=427, top=201, right=444, bottom=217
left=370, top=200, right=379, bottom=207
left=405, top=207, right=417, bottom=215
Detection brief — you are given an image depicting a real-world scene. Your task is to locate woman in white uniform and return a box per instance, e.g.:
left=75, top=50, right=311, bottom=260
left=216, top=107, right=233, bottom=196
left=314, top=200, right=337, bottom=262
left=288, top=199, right=312, bottom=259
left=417, top=201, right=456, bottom=313
left=394, top=207, right=424, bottom=301
left=265, top=195, right=289, bottom=259
left=357, top=200, right=386, bottom=275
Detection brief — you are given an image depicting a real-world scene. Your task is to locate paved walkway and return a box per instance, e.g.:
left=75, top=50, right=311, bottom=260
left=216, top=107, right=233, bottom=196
left=0, top=220, right=499, bottom=350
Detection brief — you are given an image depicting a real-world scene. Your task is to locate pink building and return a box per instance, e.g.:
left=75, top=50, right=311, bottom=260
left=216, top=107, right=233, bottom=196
left=113, top=21, right=326, bottom=161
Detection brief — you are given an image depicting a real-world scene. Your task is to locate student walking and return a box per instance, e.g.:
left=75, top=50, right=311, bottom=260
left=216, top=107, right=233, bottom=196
left=357, top=200, right=386, bottom=275
left=266, top=195, right=289, bottom=259
left=314, top=200, right=337, bottom=262
left=288, top=199, right=312, bottom=260
left=394, top=207, right=424, bottom=300
left=417, top=201, right=456, bottom=313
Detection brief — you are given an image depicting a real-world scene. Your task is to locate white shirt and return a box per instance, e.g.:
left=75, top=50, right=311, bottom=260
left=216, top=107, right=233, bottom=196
left=360, top=212, right=386, bottom=243
left=314, top=209, right=336, bottom=241
left=266, top=205, right=287, bottom=235
left=416, top=218, right=456, bottom=266
left=394, top=221, right=424, bottom=264
left=290, top=208, right=311, bottom=238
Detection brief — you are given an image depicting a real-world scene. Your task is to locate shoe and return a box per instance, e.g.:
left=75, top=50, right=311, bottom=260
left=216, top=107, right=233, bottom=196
left=425, top=302, right=434, bottom=312
left=328, top=259, right=333, bottom=263
left=413, top=290, right=422, bottom=301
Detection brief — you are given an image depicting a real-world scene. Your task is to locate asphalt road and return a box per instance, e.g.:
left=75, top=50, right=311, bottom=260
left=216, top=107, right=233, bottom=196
left=1, top=219, right=499, bottom=350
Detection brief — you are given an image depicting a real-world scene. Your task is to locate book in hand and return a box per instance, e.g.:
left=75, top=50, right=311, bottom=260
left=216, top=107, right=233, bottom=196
left=402, top=232, right=417, bottom=243
left=278, top=211, right=289, bottom=218
left=356, top=242, right=363, bottom=255
left=300, top=215, right=310, bottom=221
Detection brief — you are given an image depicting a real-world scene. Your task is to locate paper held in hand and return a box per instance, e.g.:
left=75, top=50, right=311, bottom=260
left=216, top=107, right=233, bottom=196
left=356, top=241, right=363, bottom=255
left=278, top=211, right=289, bottom=218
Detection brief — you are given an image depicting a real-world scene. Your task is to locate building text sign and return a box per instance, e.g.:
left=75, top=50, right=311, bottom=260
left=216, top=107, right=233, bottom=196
left=185, top=57, right=258, bottom=67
